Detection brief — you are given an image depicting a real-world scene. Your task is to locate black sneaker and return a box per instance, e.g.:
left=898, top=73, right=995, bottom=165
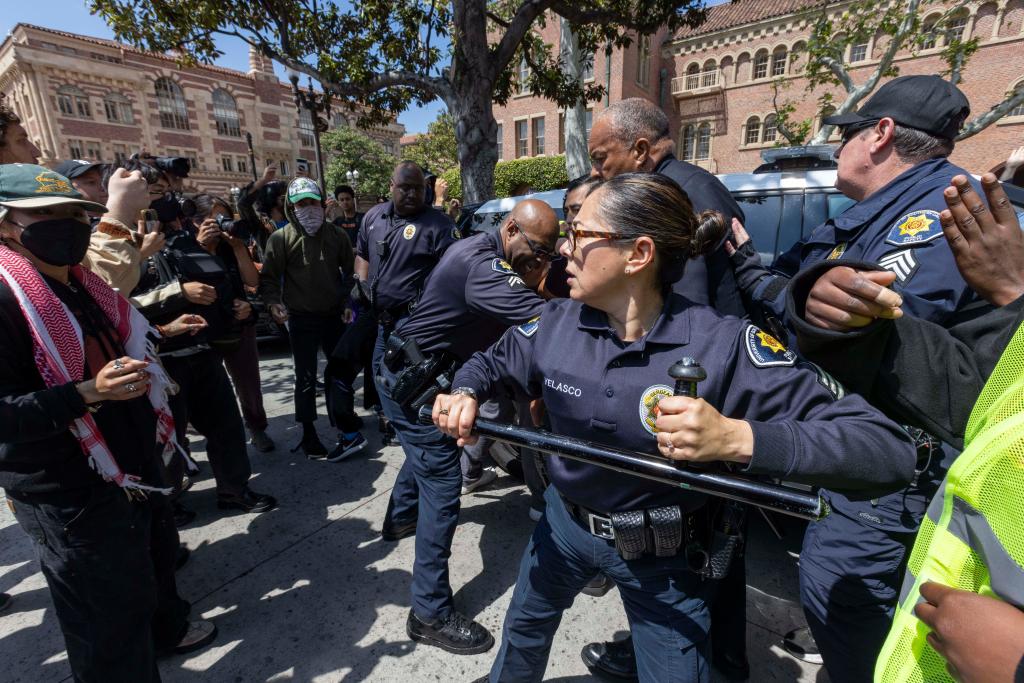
left=250, top=430, right=276, bottom=453
left=217, top=488, right=277, bottom=514
left=782, top=627, right=823, bottom=664
left=328, top=432, right=367, bottom=462
left=406, top=609, right=494, bottom=655
left=298, top=433, right=328, bottom=460
left=581, top=574, right=613, bottom=598
left=581, top=636, right=637, bottom=680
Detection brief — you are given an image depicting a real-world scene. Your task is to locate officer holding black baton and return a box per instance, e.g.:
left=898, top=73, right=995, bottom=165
left=376, top=198, right=559, bottom=655
left=433, top=174, right=918, bottom=683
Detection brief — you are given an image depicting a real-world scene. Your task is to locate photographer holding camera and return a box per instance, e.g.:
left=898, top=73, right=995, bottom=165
left=131, top=162, right=277, bottom=520
left=190, top=193, right=275, bottom=453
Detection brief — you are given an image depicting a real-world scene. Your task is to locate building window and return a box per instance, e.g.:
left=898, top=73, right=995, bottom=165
left=921, top=17, right=940, bottom=49
left=519, top=58, right=530, bottom=94
left=212, top=89, right=242, bottom=137
left=681, top=125, right=697, bottom=161
left=753, top=50, right=769, bottom=80
left=103, top=93, right=133, bottom=124
left=57, top=85, right=90, bottom=118
left=763, top=115, right=778, bottom=143
left=636, top=35, right=651, bottom=87
left=685, top=63, right=701, bottom=90
left=532, top=117, right=545, bottom=155
left=581, top=52, right=595, bottom=81
left=849, top=42, right=869, bottom=62
left=946, top=13, right=968, bottom=43
left=155, top=78, right=189, bottom=130
left=68, top=139, right=84, bottom=159
left=496, top=123, right=503, bottom=161
left=221, top=156, right=234, bottom=173
left=279, top=160, right=290, bottom=176
left=516, top=120, right=529, bottom=158
left=696, top=123, right=711, bottom=161
left=1009, top=99, right=1024, bottom=118
left=186, top=152, right=199, bottom=171
left=701, top=60, right=718, bottom=88
left=771, top=48, right=788, bottom=76
left=85, top=141, right=101, bottom=159
left=744, top=116, right=761, bottom=145
left=298, top=109, right=315, bottom=148
left=112, top=144, right=128, bottom=165
left=237, top=157, right=249, bottom=174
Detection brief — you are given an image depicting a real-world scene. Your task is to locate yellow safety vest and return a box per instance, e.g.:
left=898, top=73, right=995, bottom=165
left=875, top=321, right=1024, bottom=682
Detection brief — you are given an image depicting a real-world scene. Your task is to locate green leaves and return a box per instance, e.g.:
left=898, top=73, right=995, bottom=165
left=404, top=112, right=459, bottom=174
left=321, top=127, right=397, bottom=199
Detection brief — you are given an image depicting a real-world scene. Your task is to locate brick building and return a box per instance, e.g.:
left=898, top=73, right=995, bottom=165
left=494, top=0, right=1024, bottom=178
left=0, top=24, right=404, bottom=196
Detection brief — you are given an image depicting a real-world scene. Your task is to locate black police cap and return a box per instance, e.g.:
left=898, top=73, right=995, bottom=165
left=823, top=75, right=970, bottom=141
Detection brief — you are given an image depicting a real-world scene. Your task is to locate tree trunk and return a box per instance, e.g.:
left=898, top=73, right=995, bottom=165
left=450, top=84, right=499, bottom=204
left=560, top=16, right=590, bottom=179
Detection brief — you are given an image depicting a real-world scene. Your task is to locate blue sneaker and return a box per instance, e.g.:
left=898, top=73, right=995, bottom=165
left=328, top=432, right=367, bottom=462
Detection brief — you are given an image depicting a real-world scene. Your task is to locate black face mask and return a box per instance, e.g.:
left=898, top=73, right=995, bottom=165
left=17, top=218, right=92, bottom=266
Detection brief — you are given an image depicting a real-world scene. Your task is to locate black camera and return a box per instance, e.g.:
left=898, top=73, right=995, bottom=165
left=216, top=215, right=252, bottom=242
left=150, top=156, right=191, bottom=179
left=177, top=193, right=198, bottom=218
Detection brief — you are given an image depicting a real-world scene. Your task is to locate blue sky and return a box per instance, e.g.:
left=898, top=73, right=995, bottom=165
left=2, top=0, right=726, bottom=134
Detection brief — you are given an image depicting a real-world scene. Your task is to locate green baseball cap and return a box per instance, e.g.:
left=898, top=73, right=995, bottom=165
left=0, top=163, right=107, bottom=213
left=287, top=177, right=322, bottom=203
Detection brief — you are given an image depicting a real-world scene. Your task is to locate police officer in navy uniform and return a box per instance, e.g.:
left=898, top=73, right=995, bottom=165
left=724, top=75, right=982, bottom=681
left=378, top=199, right=560, bottom=654
left=586, top=97, right=752, bottom=680
left=436, top=174, right=917, bottom=682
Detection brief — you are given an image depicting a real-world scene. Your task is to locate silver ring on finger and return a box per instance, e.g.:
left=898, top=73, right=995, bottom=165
left=113, top=358, right=125, bottom=370
left=125, top=383, right=137, bottom=393
left=439, top=409, right=450, bottom=416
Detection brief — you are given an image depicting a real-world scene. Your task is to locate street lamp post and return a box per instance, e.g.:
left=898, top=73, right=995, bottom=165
left=284, top=67, right=331, bottom=184
left=345, top=168, right=361, bottom=212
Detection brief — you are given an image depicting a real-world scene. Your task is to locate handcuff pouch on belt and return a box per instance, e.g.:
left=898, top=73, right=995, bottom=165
left=687, top=500, right=745, bottom=580
left=384, top=333, right=458, bottom=409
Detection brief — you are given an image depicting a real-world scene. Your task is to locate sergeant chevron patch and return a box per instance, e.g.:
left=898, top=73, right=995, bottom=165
left=877, top=249, right=919, bottom=284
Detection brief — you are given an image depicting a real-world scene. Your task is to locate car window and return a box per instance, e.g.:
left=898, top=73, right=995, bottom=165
left=734, top=194, right=783, bottom=265
left=776, top=194, right=805, bottom=258
left=828, top=194, right=856, bottom=218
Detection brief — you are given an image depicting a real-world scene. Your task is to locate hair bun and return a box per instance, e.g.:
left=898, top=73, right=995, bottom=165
left=689, top=210, right=727, bottom=258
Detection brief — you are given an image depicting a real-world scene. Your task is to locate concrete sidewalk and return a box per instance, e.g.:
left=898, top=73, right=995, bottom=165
left=0, top=346, right=827, bottom=682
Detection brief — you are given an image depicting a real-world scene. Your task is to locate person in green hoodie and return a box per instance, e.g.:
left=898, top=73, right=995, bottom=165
left=258, top=177, right=357, bottom=458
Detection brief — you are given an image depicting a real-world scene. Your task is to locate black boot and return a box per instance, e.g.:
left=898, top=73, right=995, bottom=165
left=581, top=636, right=638, bottom=680
left=406, top=609, right=494, bottom=655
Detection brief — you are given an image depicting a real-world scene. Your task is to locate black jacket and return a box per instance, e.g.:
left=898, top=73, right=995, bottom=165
left=786, top=259, right=1024, bottom=449
left=0, top=279, right=156, bottom=495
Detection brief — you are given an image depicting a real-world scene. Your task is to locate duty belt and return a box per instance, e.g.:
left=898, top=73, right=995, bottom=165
left=559, top=493, right=703, bottom=561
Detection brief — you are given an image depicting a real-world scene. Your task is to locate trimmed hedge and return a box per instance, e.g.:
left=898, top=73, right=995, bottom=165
left=441, top=154, right=570, bottom=202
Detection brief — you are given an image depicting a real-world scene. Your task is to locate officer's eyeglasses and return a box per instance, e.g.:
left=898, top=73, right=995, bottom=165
left=565, top=225, right=632, bottom=252
left=838, top=120, right=879, bottom=147
left=510, top=219, right=555, bottom=262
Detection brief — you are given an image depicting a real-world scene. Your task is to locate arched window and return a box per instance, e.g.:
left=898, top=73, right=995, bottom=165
left=1009, top=81, right=1024, bottom=117
left=299, top=109, right=315, bottom=148
left=849, top=41, right=870, bottom=62
left=155, top=78, right=189, bottom=130
left=921, top=15, right=941, bottom=49
left=735, top=52, right=752, bottom=84
left=974, top=3, right=999, bottom=39
left=57, top=85, right=90, bottom=118
left=789, top=42, right=806, bottom=73
left=945, top=10, right=969, bottom=43
left=685, top=63, right=701, bottom=90
left=770, top=47, right=788, bottom=77
left=744, top=116, right=761, bottom=145
left=103, top=93, right=132, bottom=124
left=763, top=114, right=778, bottom=143
left=681, top=124, right=697, bottom=161
left=696, top=123, right=711, bottom=161
left=753, top=50, right=769, bottom=79
left=719, top=56, right=734, bottom=86
left=518, top=58, right=530, bottom=94
left=701, top=59, right=718, bottom=88
left=212, top=89, right=241, bottom=137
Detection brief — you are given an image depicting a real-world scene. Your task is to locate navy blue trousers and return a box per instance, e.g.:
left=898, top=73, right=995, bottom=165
left=375, top=330, right=462, bottom=621
left=489, top=487, right=714, bottom=682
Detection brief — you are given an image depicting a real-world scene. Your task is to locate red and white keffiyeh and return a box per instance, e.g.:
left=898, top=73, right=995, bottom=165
left=0, top=245, right=188, bottom=494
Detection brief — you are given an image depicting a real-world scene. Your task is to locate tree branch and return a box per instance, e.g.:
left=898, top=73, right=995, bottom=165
left=493, top=0, right=552, bottom=74
left=486, top=11, right=511, bottom=28
left=819, top=57, right=855, bottom=93
left=957, top=83, right=1024, bottom=140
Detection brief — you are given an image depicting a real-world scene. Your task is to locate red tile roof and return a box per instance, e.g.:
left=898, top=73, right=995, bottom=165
left=674, top=0, right=825, bottom=40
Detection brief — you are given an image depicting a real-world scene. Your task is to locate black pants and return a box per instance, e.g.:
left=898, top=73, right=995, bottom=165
left=288, top=313, right=345, bottom=425
left=328, top=311, right=379, bottom=433
left=164, top=350, right=252, bottom=496
left=8, top=485, right=161, bottom=683
left=149, top=490, right=190, bottom=651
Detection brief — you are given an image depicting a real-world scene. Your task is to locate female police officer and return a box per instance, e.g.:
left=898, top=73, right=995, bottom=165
left=433, top=173, right=919, bottom=682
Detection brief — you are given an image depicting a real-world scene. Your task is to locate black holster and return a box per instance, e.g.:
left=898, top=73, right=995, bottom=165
left=688, top=501, right=745, bottom=580
left=384, top=334, right=458, bottom=409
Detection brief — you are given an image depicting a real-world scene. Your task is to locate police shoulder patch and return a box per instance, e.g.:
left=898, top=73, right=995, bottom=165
left=744, top=325, right=797, bottom=368
left=491, top=258, right=515, bottom=275
left=639, top=384, right=674, bottom=435
left=517, top=316, right=540, bottom=337
left=885, top=210, right=943, bottom=247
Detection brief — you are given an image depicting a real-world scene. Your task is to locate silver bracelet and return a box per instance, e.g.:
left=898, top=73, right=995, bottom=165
left=451, top=387, right=477, bottom=400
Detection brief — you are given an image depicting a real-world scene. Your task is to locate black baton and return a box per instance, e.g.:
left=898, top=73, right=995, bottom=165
left=420, top=405, right=828, bottom=521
